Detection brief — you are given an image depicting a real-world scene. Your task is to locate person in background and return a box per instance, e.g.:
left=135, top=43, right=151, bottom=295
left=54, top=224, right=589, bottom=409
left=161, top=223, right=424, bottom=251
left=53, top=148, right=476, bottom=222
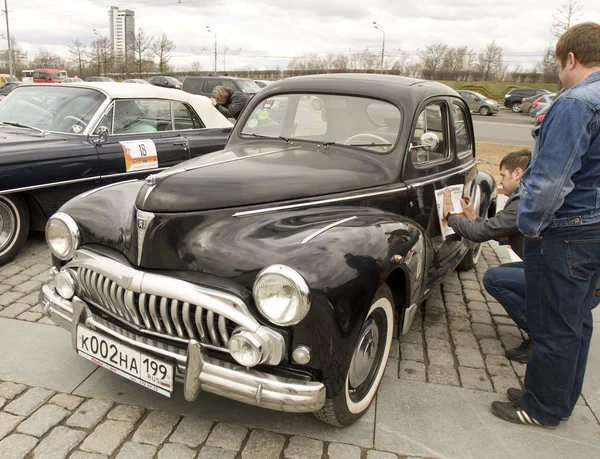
left=491, top=22, right=600, bottom=429
left=210, top=85, right=251, bottom=120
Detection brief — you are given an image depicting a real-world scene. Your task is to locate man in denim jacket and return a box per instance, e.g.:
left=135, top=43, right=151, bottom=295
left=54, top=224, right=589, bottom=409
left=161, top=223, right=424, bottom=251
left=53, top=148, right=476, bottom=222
left=491, top=22, right=600, bottom=428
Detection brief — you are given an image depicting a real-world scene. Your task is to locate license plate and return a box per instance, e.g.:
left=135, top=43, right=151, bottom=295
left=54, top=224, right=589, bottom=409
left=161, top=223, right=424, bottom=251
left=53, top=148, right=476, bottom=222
left=76, top=326, right=174, bottom=397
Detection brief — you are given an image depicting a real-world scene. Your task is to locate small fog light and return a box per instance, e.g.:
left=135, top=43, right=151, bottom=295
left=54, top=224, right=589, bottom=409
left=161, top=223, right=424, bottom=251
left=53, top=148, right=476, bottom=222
left=292, top=345, right=311, bottom=365
left=54, top=269, right=76, bottom=300
left=228, top=330, right=264, bottom=367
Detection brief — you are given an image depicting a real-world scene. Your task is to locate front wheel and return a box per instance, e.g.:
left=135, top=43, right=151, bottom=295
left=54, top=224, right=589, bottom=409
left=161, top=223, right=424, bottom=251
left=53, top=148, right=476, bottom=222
left=0, top=194, right=30, bottom=266
left=511, top=102, right=521, bottom=113
left=313, top=284, right=394, bottom=426
left=458, top=243, right=482, bottom=271
left=479, top=106, right=490, bottom=116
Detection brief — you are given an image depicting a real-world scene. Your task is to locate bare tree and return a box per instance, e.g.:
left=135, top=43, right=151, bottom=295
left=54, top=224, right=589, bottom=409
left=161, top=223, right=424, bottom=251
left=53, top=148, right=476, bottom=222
left=190, top=61, right=202, bottom=72
left=418, top=44, right=448, bottom=78
left=32, top=49, right=62, bottom=68
left=351, top=48, right=378, bottom=70
left=477, top=41, right=504, bottom=80
left=551, top=1, right=583, bottom=37
left=152, top=33, right=176, bottom=73
left=129, top=28, right=154, bottom=76
left=88, top=37, right=112, bottom=76
left=69, top=39, right=87, bottom=77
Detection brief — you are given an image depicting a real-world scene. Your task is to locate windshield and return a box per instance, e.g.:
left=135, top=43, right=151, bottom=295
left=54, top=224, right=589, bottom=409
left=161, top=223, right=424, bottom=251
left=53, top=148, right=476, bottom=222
left=240, top=93, right=402, bottom=153
left=237, top=80, right=261, bottom=93
left=0, top=86, right=107, bottom=134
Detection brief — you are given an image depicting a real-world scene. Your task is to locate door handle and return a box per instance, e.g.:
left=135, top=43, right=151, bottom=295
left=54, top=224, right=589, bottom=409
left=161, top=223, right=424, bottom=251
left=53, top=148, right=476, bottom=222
left=173, top=141, right=188, bottom=146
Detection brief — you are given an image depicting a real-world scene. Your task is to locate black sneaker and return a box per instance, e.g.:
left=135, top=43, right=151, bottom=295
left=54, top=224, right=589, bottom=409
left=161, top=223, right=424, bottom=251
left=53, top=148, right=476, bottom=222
left=506, top=387, right=570, bottom=421
left=491, top=401, right=557, bottom=429
left=506, top=338, right=532, bottom=364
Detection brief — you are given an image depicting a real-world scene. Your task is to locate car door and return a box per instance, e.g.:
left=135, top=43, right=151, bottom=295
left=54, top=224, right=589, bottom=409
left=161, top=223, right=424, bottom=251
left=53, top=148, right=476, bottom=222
left=94, top=99, right=191, bottom=184
left=402, top=98, right=474, bottom=288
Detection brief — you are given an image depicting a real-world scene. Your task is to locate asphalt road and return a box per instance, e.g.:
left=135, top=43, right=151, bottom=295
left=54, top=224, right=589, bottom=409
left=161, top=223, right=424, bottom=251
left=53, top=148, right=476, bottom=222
left=472, top=108, right=535, bottom=146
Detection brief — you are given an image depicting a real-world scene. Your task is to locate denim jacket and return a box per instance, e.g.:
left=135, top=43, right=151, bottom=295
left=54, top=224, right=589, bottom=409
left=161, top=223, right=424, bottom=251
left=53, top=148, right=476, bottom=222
left=517, top=70, right=600, bottom=237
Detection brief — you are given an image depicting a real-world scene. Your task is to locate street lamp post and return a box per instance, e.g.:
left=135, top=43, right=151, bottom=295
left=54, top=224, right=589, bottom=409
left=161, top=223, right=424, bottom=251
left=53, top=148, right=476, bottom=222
left=206, top=26, right=217, bottom=74
left=3, top=0, right=13, bottom=76
left=373, top=21, right=385, bottom=74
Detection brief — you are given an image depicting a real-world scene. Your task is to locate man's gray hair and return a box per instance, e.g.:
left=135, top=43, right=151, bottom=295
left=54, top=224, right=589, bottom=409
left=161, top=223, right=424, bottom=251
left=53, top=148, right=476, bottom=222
left=213, top=85, right=232, bottom=99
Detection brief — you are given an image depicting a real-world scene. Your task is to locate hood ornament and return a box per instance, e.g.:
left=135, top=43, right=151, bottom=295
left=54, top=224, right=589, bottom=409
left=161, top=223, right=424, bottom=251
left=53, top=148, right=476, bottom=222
left=136, top=209, right=155, bottom=264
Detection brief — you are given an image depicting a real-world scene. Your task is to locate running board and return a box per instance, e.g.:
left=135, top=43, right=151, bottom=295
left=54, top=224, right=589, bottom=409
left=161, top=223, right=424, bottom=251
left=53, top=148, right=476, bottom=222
left=402, top=303, right=418, bottom=335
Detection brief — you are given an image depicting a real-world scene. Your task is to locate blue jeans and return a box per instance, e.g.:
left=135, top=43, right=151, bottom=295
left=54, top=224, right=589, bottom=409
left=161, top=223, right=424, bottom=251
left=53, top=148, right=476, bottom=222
left=520, top=224, right=600, bottom=426
left=483, top=262, right=527, bottom=333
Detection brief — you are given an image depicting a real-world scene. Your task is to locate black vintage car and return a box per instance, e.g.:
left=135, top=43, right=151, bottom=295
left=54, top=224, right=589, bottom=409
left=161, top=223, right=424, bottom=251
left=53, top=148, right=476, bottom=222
left=0, top=82, right=233, bottom=265
left=39, top=74, right=497, bottom=426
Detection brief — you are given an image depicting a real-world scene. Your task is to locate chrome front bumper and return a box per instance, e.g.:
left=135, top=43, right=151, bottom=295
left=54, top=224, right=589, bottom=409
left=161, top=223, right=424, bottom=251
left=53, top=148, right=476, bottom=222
left=39, top=284, right=326, bottom=413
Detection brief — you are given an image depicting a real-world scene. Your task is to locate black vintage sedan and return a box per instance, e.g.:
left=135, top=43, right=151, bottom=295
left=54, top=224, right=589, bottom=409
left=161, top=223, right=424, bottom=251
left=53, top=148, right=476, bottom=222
left=0, top=83, right=233, bottom=265
left=39, top=74, right=497, bottom=426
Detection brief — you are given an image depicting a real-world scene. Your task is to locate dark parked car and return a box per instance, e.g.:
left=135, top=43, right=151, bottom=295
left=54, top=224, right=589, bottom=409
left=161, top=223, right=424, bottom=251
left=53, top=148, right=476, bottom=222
left=149, top=76, right=182, bottom=89
left=182, top=75, right=261, bottom=97
left=457, top=90, right=499, bottom=116
left=0, top=82, right=232, bottom=265
left=0, top=82, right=21, bottom=100
left=39, top=74, right=496, bottom=426
left=504, top=87, right=550, bottom=112
left=85, top=76, right=115, bottom=82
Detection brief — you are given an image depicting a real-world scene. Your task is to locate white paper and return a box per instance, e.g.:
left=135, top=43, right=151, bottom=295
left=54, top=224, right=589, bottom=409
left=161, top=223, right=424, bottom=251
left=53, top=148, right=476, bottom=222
left=120, top=139, right=158, bottom=172
left=435, top=184, right=465, bottom=240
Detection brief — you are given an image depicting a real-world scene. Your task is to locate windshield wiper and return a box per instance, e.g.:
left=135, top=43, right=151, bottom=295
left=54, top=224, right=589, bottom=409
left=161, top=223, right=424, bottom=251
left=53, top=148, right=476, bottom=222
left=245, top=133, right=294, bottom=143
left=0, top=122, right=48, bottom=136
left=321, top=141, right=392, bottom=148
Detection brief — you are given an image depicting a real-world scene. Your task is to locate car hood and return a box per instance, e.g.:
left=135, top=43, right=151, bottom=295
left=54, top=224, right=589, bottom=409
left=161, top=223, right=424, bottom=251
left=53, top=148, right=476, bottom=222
left=135, top=143, right=392, bottom=212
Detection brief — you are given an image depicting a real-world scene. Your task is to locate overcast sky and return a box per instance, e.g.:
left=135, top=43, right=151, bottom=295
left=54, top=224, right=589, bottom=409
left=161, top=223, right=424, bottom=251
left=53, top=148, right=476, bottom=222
left=6, top=0, right=600, bottom=71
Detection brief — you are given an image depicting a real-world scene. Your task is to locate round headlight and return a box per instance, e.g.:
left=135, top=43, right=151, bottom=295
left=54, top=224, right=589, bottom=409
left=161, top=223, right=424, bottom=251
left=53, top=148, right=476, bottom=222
left=45, top=213, right=80, bottom=260
left=228, top=330, right=264, bottom=367
left=55, top=269, right=76, bottom=299
left=253, top=265, right=310, bottom=326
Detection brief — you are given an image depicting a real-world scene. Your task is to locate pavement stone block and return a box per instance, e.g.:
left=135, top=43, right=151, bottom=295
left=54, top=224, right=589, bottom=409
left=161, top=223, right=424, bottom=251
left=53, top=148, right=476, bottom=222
left=451, top=331, right=479, bottom=349
left=483, top=292, right=496, bottom=302
left=427, top=365, right=459, bottom=386
left=0, top=397, right=5, bottom=409
left=32, top=426, right=87, bottom=459
left=5, top=388, right=54, bottom=417
left=0, top=412, right=24, bottom=441
left=16, top=311, right=43, bottom=322
left=491, top=373, right=521, bottom=394
left=455, top=347, right=485, bottom=369
left=157, top=443, right=195, bottom=459
left=511, top=361, right=527, bottom=378
left=443, top=293, right=465, bottom=306
left=2, top=275, right=30, bottom=288
left=497, top=326, right=521, bottom=339
left=131, top=410, right=180, bottom=446
left=400, top=342, right=424, bottom=362
left=400, top=328, right=422, bottom=345
left=427, top=349, right=455, bottom=367
left=328, top=442, right=361, bottom=459
left=80, top=420, right=134, bottom=456
left=0, top=304, right=31, bottom=318
left=67, top=399, right=114, bottom=429
left=16, top=405, right=69, bottom=438
left=37, top=318, right=57, bottom=326
left=366, top=451, right=399, bottom=459
left=384, top=358, right=398, bottom=378
left=493, top=316, right=517, bottom=326
left=442, top=283, right=462, bottom=294
left=0, top=291, right=26, bottom=307
left=32, top=271, right=53, bottom=283
left=423, top=310, right=447, bottom=325
left=0, top=433, right=38, bottom=459
left=168, top=416, right=212, bottom=448
left=479, top=339, right=505, bottom=355
left=13, top=281, right=42, bottom=294
left=398, top=360, right=426, bottom=382
left=19, top=292, right=42, bottom=306
left=499, top=334, right=523, bottom=350
left=0, top=265, right=25, bottom=277
left=467, top=300, right=488, bottom=312
left=21, top=264, right=51, bottom=277
left=485, top=355, right=513, bottom=376
left=0, top=284, right=10, bottom=295
left=241, top=429, right=285, bottom=459
left=472, top=323, right=496, bottom=339
left=48, top=393, right=83, bottom=411
left=197, top=446, right=237, bottom=459
left=488, top=302, right=508, bottom=316
left=445, top=303, right=469, bottom=318
left=284, top=436, right=324, bottom=459
left=424, top=337, right=451, bottom=351
left=389, top=338, right=400, bottom=359
left=459, top=270, right=478, bottom=281
left=424, top=324, right=450, bottom=341
left=470, top=310, right=493, bottom=325
left=425, top=297, right=444, bottom=310
left=69, top=453, right=107, bottom=459
left=448, top=316, right=472, bottom=332
left=0, top=382, right=27, bottom=400
left=205, top=422, right=248, bottom=452
left=107, top=405, right=145, bottom=424
left=461, top=280, right=481, bottom=291
left=458, top=367, right=494, bottom=391
left=114, top=442, right=156, bottom=459
left=464, top=290, right=486, bottom=302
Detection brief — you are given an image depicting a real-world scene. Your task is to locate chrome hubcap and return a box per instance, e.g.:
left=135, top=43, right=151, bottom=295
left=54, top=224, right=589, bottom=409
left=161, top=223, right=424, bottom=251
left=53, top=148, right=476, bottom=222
left=0, top=200, right=16, bottom=252
left=348, top=320, right=379, bottom=388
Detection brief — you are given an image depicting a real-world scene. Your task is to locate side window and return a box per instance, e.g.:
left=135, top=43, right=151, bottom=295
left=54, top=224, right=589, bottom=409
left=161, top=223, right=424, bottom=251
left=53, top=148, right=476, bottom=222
left=453, top=104, right=472, bottom=157
left=202, top=79, right=220, bottom=94
left=411, top=102, right=449, bottom=166
left=97, top=105, right=114, bottom=134
left=172, top=101, right=205, bottom=130
left=293, top=96, right=327, bottom=137
left=113, top=99, right=169, bottom=134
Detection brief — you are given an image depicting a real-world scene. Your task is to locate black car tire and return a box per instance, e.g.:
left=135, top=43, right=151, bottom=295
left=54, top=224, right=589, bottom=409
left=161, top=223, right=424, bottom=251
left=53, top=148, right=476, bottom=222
left=511, top=102, right=521, bottom=113
left=479, top=106, right=490, bottom=116
left=458, top=243, right=482, bottom=271
left=0, top=194, right=30, bottom=266
left=314, top=284, right=394, bottom=426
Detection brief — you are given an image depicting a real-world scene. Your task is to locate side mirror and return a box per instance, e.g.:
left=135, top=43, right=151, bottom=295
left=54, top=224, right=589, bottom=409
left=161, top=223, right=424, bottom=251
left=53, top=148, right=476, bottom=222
left=93, top=126, right=109, bottom=145
left=410, top=132, right=440, bottom=163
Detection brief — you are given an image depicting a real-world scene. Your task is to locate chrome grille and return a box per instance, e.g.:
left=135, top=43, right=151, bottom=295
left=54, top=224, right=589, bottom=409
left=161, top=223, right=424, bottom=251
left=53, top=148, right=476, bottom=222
left=77, top=267, right=235, bottom=349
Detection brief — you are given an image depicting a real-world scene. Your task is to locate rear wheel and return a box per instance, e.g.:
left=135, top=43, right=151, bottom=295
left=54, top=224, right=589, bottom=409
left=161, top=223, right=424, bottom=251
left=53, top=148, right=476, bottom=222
left=0, top=194, right=30, bottom=266
left=314, top=284, right=394, bottom=426
left=458, top=243, right=482, bottom=271
left=511, top=102, right=521, bottom=113
left=479, top=106, right=490, bottom=116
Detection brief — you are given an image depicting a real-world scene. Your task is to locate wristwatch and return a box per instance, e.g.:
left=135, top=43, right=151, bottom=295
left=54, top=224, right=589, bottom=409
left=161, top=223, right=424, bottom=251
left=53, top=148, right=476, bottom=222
left=446, top=211, right=457, bottom=220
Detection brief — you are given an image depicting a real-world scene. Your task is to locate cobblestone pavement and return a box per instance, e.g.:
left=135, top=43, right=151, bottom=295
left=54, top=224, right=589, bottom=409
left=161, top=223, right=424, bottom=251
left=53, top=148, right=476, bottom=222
left=0, top=235, right=595, bottom=458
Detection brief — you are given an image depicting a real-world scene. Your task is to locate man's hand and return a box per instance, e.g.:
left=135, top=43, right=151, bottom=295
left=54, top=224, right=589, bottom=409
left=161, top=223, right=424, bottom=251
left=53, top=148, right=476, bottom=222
left=210, top=97, right=218, bottom=106
left=461, top=196, right=477, bottom=221
left=442, top=188, right=454, bottom=216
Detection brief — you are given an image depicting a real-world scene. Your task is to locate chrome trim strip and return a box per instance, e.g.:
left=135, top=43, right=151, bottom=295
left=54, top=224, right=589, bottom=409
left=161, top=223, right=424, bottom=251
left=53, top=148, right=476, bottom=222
left=218, top=315, right=229, bottom=347
left=77, top=179, right=138, bottom=199
left=149, top=295, right=162, bottom=332
left=407, top=162, right=477, bottom=189
left=171, top=299, right=185, bottom=338
left=160, top=297, right=173, bottom=335
left=139, top=293, right=152, bottom=328
left=207, top=310, right=218, bottom=346
left=124, top=289, right=141, bottom=325
left=195, top=306, right=207, bottom=341
left=1, top=175, right=101, bottom=195
left=105, top=168, right=168, bottom=180
left=301, top=216, right=358, bottom=244
left=182, top=302, right=195, bottom=339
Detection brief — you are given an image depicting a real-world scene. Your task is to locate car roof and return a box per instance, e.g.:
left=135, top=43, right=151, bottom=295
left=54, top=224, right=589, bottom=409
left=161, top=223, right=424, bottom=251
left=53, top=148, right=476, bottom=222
left=184, top=75, right=253, bottom=81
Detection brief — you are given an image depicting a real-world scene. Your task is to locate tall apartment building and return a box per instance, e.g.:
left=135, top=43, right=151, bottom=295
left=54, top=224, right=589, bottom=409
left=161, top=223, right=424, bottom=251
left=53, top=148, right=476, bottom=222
left=109, top=6, right=135, bottom=61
